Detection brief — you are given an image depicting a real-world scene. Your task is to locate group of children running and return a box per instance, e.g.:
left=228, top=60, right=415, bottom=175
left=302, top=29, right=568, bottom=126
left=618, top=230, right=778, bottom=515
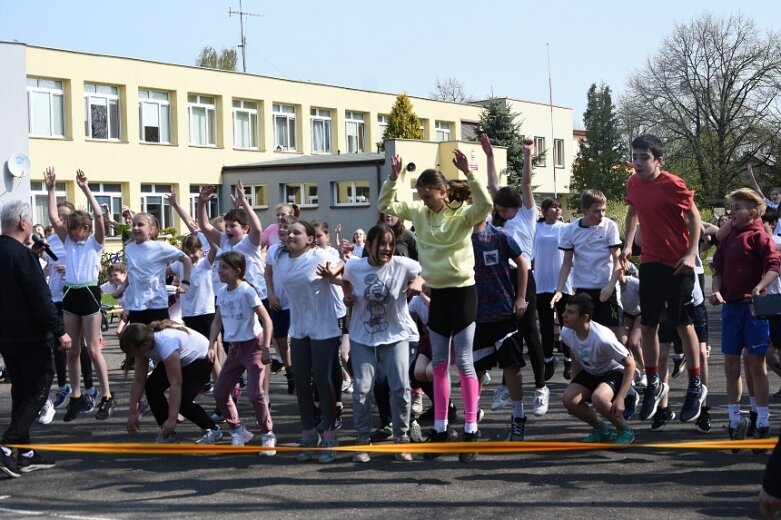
left=25, top=132, right=779, bottom=464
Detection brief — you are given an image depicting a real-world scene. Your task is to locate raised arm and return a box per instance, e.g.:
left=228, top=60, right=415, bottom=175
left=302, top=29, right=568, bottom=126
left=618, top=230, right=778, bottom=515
left=197, top=185, right=223, bottom=246
left=521, top=137, right=535, bottom=209
left=481, top=134, right=499, bottom=198
left=167, top=188, right=199, bottom=234
left=452, top=148, right=493, bottom=221
left=44, top=167, right=67, bottom=241
left=235, top=179, right=263, bottom=246
left=77, top=169, right=105, bottom=245
left=377, top=155, right=412, bottom=220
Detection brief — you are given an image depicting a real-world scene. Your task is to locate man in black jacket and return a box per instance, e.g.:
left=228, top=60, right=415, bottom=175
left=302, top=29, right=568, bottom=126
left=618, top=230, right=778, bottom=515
left=0, top=200, right=71, bottom=478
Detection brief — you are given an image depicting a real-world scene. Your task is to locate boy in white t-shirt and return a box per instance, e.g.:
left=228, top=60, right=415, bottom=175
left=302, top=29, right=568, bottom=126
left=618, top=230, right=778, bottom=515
left=560, top=293, right=637, bottom=445
left=100, top=262, right=128, bottom=337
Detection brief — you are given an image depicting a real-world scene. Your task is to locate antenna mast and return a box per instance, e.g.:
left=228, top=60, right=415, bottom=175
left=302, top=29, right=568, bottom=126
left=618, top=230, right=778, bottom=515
left=228, top=0, right=262, bottom=72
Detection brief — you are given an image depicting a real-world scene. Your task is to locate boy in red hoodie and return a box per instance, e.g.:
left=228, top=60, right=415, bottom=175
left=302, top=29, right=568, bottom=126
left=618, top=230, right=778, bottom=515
left=711, top=188, right=780, bottom=448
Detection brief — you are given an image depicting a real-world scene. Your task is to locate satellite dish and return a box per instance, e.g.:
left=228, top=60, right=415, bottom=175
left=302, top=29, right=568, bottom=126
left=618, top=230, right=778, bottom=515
left=7, top=153, right=31, bottom=178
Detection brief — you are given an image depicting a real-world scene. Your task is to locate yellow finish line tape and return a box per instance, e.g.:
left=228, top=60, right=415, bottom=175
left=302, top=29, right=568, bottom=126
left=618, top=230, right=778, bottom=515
left=9, top=438, right=777, bottom=455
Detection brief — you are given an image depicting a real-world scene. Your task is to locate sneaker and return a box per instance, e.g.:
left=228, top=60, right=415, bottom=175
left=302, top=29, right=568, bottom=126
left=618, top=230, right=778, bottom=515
left=423, top=428, right=452, bottom=460
left=353, top=450, right=371, bottom=463
left=563, top=359, right=572, bottom=380
left=650, top=407, right=676, bottom=432
left=583, top=426, right=616, bottom=443
left=411, top=391, right=424, bottom=415
left=695, top=406, right=711, bottom=434
left=341, top=379, right=353, bottom=393
left=481, top=372, right=492, bottom=386
left=286, top=372, right=295, bottom=395
left=318, top=438, right=338, bottom=463
left=53, top=384, right=71, bottom=409
left=728, top=416, right=749, bottom=453
left=38, top=399, right=55, bottom=425
left=136, top=400, right=150, bottom=422
left=491, top=386, right=512, bottom=411
left=623, top=387, right=639, bottom=420
left=679, top=383, right=707, bottom=423
left=17, top=450, right=55, bottom=473
left=639, top=382, right=668, bottom=421
left=394, top=435, right=413, bottom=461
left=409, top=419, right=423, bottom=443
left=614, top=428, right=636, bottom=445
left=63, top=395, right=84, bottom=422
left=196, top=427, right=223, bottom=445
left=82, top=388, right=98, bottom=414
left=508, top=415, right=527, bottom=441
left=533, top=386, right=550, bottom=417
left=154, top=432, right=179, bottom=443
left=636, top=373, right=648, bottom=389
left=0, top=446, right=20, bottom=478
left=747, top=411, right=758, bottom=438
left=753, top=425, right=770, bottom=454
left=259, top=432, right=277, bottom=457
left=296, top=435, right=321, bottom=462
left=270, top=358, right=284, bottom=374
left=210, top=409, right=226, bottom=424
left=544, top=357, right=558, bottom=381
left=230, top=425, right=254, bottom=446
left=95, top=396, right=117, bottom=420
left=458, top=430, right=481, bottom=463
left=370, top=424, right=393, bottom=442
left=671, top=355, right=686, bottom=378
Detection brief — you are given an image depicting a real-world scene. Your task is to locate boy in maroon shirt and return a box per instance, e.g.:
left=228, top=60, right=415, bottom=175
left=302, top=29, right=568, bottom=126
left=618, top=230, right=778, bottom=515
left=711, top=188, right=780, bottom=447
left=621, top=134, right=705, bottom=424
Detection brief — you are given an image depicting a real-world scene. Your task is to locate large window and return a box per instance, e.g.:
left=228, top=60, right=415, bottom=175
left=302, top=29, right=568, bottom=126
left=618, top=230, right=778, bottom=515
left=139, top=89, right=171, bottom=144
left=273, top=103, right=297, bottom=151
left=333, top=180, right=370, bottom=206
left=435, top=121, right=451, bottom=142
left=92, top=183, right=124, bottom=236
left=233, top=183, right=267, bottom=209
left=141, top=184, right=174, bottom=229
left=188, top=94, right=217, bottom=146
left=533, top=136, right=546, bottom=167
left=30, top=181, right=66, bottom=227
left=84, top=83, right=120, bottom=140
left=554, top=138, right=565, bottom=168
left=345, top=111, right=365, bottom=154
left=27, top=77, right=65, bottom=137
left=310, top=108, right=332, bottom=154
left=282, top=183, right=318, bottom=207
left=233, top=99, right=259, bottom=149
left=189, top=185, right=220, bottom=219
left=377, top=114, right=389, bottom=139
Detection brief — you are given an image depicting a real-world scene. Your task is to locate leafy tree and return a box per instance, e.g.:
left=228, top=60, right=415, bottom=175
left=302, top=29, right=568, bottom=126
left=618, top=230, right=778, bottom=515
left=570, top=83, right=631, bottom=209
left=380, top=93, right=423, bottom=150
left=431, top=77, right=473, bottom=103
left=195, top=46, right=238, bottom=71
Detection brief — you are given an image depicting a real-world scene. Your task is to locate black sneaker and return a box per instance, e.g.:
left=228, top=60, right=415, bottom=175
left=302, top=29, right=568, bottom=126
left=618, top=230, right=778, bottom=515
left=695, top=406, right=711, bottom=434
left=286, top=372, right=295, bottom=395
left=544, top=358, right=558, bottom=381
left=753, top=425, right=771, bottom=454
left=63, top=395, right=84, bottom=422
left=639, top=382, right=667, bottom=421
left=270, top=358, right=284, bottom=374
left=370, top=425, right=393, bottom=441
left=728, top=416, right=749, bottom=453
left=680, top=383, right=706, bottom=423
left=459, top=430, right=481, bottom=463
left=623, top=387, right=639, bottom=420
left=563, top=359, right=572, bottom=380
left=0, top=446, right=20, bottom=478
left=671, top=355, right=686, bottom=378
left=747, top=411, right=758, bottom=438
left=423, top=428, right=457, bottom=460
left=650, top=407, right=676, bottom=432
left=508, top=415, right=526, bottom=441
left=95, top=396, right=117, bottom=420
left=17, top=450, right=55, bottom=473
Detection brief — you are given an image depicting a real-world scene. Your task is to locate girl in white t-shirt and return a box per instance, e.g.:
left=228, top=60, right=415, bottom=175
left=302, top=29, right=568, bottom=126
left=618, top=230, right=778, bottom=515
left=208, top=251, right=276, bottom=455
left=342, top=224, right=422, bottom=463
left=121, top=320, right=221, bottom=444
left=265, top=215, right=296, bottom=394
left=275, top=220, right=344, bottom=463
left=45, top=167, right=115, bottom=422
left=169, top=235, right=217, bottom=338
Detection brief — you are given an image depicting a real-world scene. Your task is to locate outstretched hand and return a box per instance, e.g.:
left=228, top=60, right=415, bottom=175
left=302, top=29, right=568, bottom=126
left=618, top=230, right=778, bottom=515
left=522, top=136, right=534, bottom=155
left=452, top=149, right=469, bottom=174
left=389, top=155, right=403, bottom=181
left=166, top=188, right=179, bottom=205
left=199, top=185, right=217, bottom=204
left=479, top=133, right=493, bottom=157
left=43, top=167, right=56, bottom=190
left=75, top=169, right=89, bottom=189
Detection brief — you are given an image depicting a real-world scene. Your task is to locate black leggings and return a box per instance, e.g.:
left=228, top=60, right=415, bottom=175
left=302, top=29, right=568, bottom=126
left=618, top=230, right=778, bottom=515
left=145, top=358, right=214, bottom=430
left=537, top=292, right=571, bottom=358
left=513, top=269, right=545, bottom=388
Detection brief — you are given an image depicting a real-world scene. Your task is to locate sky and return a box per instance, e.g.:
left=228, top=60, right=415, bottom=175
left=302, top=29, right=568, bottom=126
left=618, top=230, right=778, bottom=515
left=2, top=0, right=779, bottom=128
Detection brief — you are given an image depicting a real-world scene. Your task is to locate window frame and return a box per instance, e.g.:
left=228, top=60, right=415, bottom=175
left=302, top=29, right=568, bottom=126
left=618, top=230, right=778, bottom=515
left=232, top=99, right=259, bottom=150
left=377, top=114, right=389, bottom=140
left=233, top=183, right=268, bottom=209
left=30, top=180, right=67, bottom=228
left=188, top=94, right=217, bottom=147
left=91, top=183, right=124, bottom=237
left=140, top=183, right=174, bottom=230
left=345, top=111, right=366, bottom=154
left=281, top=182, right=318, bottom=208
left=189, top=185, right=220, bottom=219
left=138, top=89, right=171, bottom=144
left=273, top=103, right=297, bottom=152
left=27, top=77, right=65, bottom=138
left=84, top=82, right=121, bottom=141
left=553, top=138, right=565, bottom=169
left=310, top=107, right=332, bottom=154
left=533, top=136, right=547, bottom=167
left=434, top=121, right=451, bottom=142
left=332, top=180, right=370, bottom=207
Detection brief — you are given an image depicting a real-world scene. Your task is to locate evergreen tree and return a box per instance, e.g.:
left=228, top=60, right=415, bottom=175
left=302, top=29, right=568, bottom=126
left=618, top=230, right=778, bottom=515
left=570, top=83, right=630, bottom=208
left=476, top=98, right=525, bottom=186
left=380, top=93, right=423, bottom=150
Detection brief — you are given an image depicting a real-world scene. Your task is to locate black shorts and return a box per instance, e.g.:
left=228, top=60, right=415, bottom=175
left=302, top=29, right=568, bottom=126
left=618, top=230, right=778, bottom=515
left=571, top=368, right=625, bottom=394
left=575, top=288, right=620, bottom=328
left=473, top=319, right=526, bottom=372
left=183, top=313, right=215, bottom=338
left=62, top=285, right=101, bottom=317
left=128, top=308, right=169, bottom=325
left=769, top=315, right=781, bottom=349
left=639, top=262, right=696, bottom=327
left=658, top=301, right=707, bottom=346
left=270, top=308, right=290, bottom=339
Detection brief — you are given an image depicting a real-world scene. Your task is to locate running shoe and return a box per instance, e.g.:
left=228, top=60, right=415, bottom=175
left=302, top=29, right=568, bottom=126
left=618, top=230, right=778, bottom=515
left=679, top=383, right=707, bottom=423
left=753, top=425, right=770, bottom=454
left=318, top=438, right=338, bottom=464
left=297, top=435, right=321, bottom=462
left=491, top=385, right=512, bottom=411
left=544, top=357, right=558, bottom=381
left=83, top=386, right=100, bottom=414
left=423, top=428, right=455, bottom=460
left=481, top=372, right=491, bottom=386
left=508, top=415, right=527, bottom=442
left=154, top=432, right=179, bottom=443
left=583, top=426, right=616, bottom=443
left=639, top=382, right=668, bottom=421
left=230, top=425, right=254, bottom=446
left=614, top=428, right=636, bottom=445
left=671, top=355, right=686, bottom=378
left=63, top=395, right=84, bottom=422
left=394, top=435, right=413, bottom=461
left=533, top=386, right=550, bottom=417
left=0, top=446, right=20, bottom=478
left=695, top=406, right=711, bottom=434
left=259, top=432, right=277, bottom=457
left=458, top=430, right=481, bottom=463
left=196, top=427, right=223, bottom=445
left=95, top=396, right=116, bottom=420
left=728, top=416, right=748, bottom=453
left=17, top=450, right=55, bottom=473
left=650, top=407, right=676, bottom=432
left=38, top=399, right=55, bottom=425
left=623, top=387, right=639, bottom=420
left=53, top=384, right=71, bottom=409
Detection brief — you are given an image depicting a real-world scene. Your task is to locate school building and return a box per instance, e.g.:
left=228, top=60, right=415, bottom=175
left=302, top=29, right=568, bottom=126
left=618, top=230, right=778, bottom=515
left=0, top=42, right=576, bottom=246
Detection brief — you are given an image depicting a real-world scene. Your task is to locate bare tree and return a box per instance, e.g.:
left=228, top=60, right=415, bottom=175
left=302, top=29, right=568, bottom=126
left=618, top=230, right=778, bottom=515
left=431, top=77, right=473, bottom=103
left=620, top=13, right=781, bottom=204
left=195, top=46, right=238, bottom=71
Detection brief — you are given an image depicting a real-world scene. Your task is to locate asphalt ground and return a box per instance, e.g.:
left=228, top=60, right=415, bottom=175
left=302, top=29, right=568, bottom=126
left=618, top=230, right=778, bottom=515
left=1, top=284, right=780, bottom=519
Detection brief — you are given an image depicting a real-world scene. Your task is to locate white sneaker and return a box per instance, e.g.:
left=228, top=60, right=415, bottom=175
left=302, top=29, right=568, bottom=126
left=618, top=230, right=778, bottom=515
left=533, top=386, right=550, bottom=417
left=491, top=386, right=512, bottom=411
left=482, top=373, right=492, bottom=386
left=411, top=391, right=424, bottom=415
left=341, top=379, right=354, bottom=393
left=259, top=432, right=277, bottom=457
left=230, top=425, right=254, bottom=446
left=196, top=427, right=223, bottom=445
left=38, top=399, right=55, bottom=425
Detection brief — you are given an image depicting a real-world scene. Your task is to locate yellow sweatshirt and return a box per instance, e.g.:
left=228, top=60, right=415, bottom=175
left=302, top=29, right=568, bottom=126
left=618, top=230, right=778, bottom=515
left=377, top=173, right=492, bottom=289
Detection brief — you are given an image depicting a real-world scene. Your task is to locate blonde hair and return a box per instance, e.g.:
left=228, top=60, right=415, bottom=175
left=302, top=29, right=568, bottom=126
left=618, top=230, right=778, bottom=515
left=581, top=189, right=607, bottom=210
left=133, top=212, right=160, bottom=240
left=727, top=188, right=766, bottom=218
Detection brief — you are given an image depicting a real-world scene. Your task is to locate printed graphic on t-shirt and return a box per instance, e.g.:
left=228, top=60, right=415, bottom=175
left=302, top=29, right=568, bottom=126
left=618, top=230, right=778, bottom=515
left=220, top=297, right=249, bottom=322
left=483, top=249, right=499, bottom=266
left=362, top=273, right=395, bottom=334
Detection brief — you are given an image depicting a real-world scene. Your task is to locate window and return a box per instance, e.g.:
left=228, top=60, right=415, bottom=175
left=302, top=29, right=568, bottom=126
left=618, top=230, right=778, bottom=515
left=333, top=180, right=370, bottom=206
left=233, top=183, right=267, bottom=209
left=461, top=121, right=480, bottom=141
left=27, top=77, right=65, bottom=137
left=435, top=121, right=451, bottom=142
left=233, top=99, right=259, bottom=149
left=138, top=89, right=171, bottom=144
left=345, top=111, right=365, bottom=153
left=282, top=183, right=318, bottom=207
left=91, top=183, right=124, bottom=237
left=554, top=138, right=565, bottom=168
left=188, top=94, right=217, bottom=146
left=273, top=103, right=297, bottom=151
left=409, top=178, right=421, bottom=202
left=30, top=181, right=66, bottom=227
left=189, top=185, right=219, bottom=219
left=141, top=184, right=174, bottom=229
left=310, top=108, right=332, bottom=154
left=84, top=83, right=120, bottom=140
left=378, top=114, right=389, bottom=139
left=533, top=136, right=546, bottom=167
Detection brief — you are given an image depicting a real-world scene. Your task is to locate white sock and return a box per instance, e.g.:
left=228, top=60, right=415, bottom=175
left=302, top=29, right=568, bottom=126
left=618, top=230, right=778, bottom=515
left=434, top=419, right=447, bottom=433
left=464, top=422, right=478, bottom=434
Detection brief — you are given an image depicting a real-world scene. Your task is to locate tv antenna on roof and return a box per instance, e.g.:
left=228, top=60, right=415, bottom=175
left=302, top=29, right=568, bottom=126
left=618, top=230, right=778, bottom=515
left=228, top=0, right=263, bottom=73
